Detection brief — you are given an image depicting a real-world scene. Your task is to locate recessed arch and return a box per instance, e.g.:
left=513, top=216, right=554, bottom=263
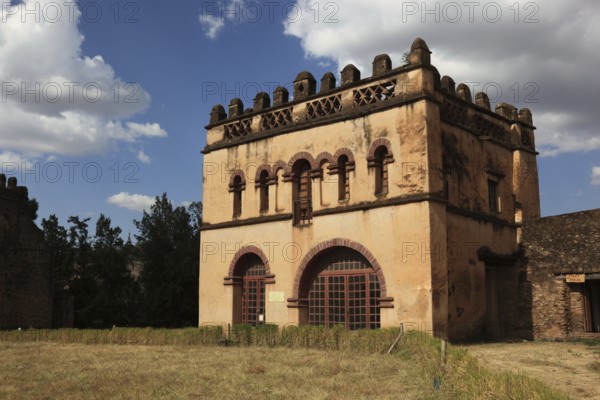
left=291, top=238, right=387, bottom=300
left=315, top=152, right=334, bottom=167
left=367, top=138, right=394, bottom=162
left=272, top=160, right=287, bottom=176
left=226, top=245, right=274, bottom=281
left=312, top=152, right=334, bottom=179
left=254, top=164, right=272, bottom=187
left=332, top=148, right=356, bottom=166
left=228, top=169, right=246, bottom=191
left=286, top=151, right=317, bottom=175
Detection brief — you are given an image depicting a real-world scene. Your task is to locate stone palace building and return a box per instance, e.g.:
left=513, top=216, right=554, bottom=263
left=199, top=38, right=542, bottom=340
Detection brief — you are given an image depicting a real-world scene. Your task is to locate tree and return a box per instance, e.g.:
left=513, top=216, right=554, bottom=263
left=84, top=214, right=139, bottom=327
left=134, top=194, right=199, bottom=327
left=41, top=214, right=74, bottom=294
left=188, top=201, right=203, bottom=231
left=43, top=214, right=140, bottom=328
left=401, top=51, right=410, bottom=65
left=28, top=198, right=39, bottom=220
left=65, top=216, right=96, bottom=327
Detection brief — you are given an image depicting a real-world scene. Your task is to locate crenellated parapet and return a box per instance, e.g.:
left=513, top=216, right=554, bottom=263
left=439, top=78, right=536, bottom=150
left=0, top=174, right=30, bottom=204
left=437, top=61, right=535, bottom=151
left=204, top=38, right=439, bottom=151
left=204, top=37, right=536, bottom=153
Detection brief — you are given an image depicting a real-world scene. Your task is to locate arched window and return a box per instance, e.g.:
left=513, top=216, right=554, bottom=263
left=305, top=248, right=381, bottom=330
left=292, top=159, right=312, bottom=225
left=337, top=155, right=349, bottom=201
left=373, top=146, right=388, bottom=195
left=232, top=175, right=243, bottom=217
left=231, top=254, right=266, bottom=325
left=259, top=170, right=269, bottom=212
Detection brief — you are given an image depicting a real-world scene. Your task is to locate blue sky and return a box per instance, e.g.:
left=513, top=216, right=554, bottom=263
left=1, top=0, right=598, bottom=237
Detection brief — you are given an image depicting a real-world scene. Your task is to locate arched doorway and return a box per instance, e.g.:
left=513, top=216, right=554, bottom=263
left=302, top=247, right=381, bottom=330
left=231, top=253, right=266, bottom=325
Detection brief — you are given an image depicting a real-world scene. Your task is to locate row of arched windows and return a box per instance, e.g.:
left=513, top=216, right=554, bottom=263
left=228, top=139, right=395, bottom=221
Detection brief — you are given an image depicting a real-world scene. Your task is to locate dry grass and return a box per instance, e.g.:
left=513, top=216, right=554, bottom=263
left=0, top=328, right=576, bottom=399
left=0, top=342, right=428, bottom=400
left=462, top=340, right=600, bottom=400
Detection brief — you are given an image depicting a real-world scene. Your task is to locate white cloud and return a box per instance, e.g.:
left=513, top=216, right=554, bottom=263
left=0, top=151, right=36, bottom=177
left=137, top=149, right=151, bottom=164
left=198, top=0, right=244, bottom=39
left=107, top=192, right=155, bottom=212
left=125, top=123, right=167, bottom=139
left=282, top=0, right=600, bottom=156
left=0, top=0, right=167, bottom=158
left=0, top=151, right=29, bottom=165
left=181, top=200, right=192, bottom=208
left=591, top=167, right=600, bottom=186
left=200, top=14, right=225, bottom=39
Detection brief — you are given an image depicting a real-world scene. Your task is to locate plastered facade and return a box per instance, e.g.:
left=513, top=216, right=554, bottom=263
left=199, top=38, right=540, bottom=340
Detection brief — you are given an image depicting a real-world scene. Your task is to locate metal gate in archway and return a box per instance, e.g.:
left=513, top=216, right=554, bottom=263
left=307, top=248, right=381, bottom=330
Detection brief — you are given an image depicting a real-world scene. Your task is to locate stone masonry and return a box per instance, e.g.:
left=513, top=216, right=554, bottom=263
left=521, top=209, right=600, bottom=339
left=0, top=175, right=53, bottom=329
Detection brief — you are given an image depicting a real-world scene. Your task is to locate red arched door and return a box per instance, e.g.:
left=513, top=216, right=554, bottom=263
left=241, top=259, right=266, bottom=325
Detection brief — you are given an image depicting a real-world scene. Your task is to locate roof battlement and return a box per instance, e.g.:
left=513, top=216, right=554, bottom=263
left=0, top=174, right=30, bottom=206
left=204, top=38, right=536, bottom=153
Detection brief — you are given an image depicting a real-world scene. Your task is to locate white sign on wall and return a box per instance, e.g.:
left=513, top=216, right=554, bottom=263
left=268, top=291, right=285, bottom=303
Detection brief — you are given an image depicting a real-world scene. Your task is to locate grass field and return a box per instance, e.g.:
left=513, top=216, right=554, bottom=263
left=0, top=327, right=582, bottom=399
left=463, top=340, right=600, bottom=400
left=0, top=343, right=427, bottom=399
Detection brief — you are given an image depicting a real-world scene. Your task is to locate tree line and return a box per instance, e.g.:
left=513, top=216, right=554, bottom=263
left=41, top=193, right=201, bottom=328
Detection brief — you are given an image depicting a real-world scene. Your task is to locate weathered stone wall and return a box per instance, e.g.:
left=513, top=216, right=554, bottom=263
left=569, top=286, right=586, bottom=333
left=0, top=176, right=53, bottom=329
left=522, top=209, right=600, bottom=339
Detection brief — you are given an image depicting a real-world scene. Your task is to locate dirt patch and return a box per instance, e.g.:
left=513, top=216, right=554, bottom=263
left=462, top=341, right=600, bottom=399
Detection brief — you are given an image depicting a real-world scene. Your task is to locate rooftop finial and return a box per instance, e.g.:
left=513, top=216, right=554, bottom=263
left=495, top=103, right=518, bottom=119
left=475, top=92, right=491, bottom=110
left=341, top=64, right=360, bottom=86
left=210, top=104, right=227, bottom=124
left=228, top=98, right=244, bottom=118
left=456, top=83, right=472, bottom=103
left=293, top=71, right=316, bottom=101
left=320, top=72, right=336, bottom=93
left=409, top=37, right=431, bottom=65
left=372, top=54, right=392, bottom=77
left=273, top=86, right=289, bottom=106
left=253, top=92, right=270, bottom=112
left=7, top=177, right=17, bottom=189
left=441, top=76, right=456, bottom=95
left=518, top=108, right=533, bottom=125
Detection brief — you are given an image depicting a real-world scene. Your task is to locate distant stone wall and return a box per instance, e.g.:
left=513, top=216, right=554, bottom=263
left=0, top=175, right=53, bottom=329
left=522, top=209, right=600, bottom=339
